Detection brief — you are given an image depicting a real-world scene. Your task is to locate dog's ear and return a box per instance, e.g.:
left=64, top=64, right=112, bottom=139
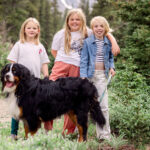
left=0, top=64, right=6, bottom=81
left=21, top=67, right=32, bottom=81
left=16, top=63, right=31, bottom=81
left=0, top=68, right=5, bottom=92
left=15, top=64, right=33, bottom=97
left=0, top=64, right=9, bottom=91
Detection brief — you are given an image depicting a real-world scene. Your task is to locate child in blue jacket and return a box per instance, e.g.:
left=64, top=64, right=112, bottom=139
left=80, top=16, right=116, bottom=141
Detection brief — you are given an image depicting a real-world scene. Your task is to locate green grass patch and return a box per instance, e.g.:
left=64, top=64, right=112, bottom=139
left=0, top=117, right=131, bottom=150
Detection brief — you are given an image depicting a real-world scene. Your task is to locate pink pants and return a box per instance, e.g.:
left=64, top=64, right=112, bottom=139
left=44, top=61, right=79, bottom=134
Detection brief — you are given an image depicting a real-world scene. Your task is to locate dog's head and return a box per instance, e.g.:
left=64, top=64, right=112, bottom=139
left=1, top=63, right=31, bottom=93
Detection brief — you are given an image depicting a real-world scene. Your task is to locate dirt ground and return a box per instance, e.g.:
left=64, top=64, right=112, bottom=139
left=0, top=99, right=11, bottom=123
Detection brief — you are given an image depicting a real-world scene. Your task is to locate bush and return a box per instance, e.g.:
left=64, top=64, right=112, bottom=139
left=0, top=40, right=9, bottom=69
left=109, top=57, right=150, bottom=144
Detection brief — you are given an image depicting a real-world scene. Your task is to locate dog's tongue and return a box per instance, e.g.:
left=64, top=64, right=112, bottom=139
left=6, top=82, right=14, bottom=88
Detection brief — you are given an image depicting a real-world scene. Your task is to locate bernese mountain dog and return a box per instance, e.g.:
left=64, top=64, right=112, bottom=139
left=1, top=63, right=105, bottom=142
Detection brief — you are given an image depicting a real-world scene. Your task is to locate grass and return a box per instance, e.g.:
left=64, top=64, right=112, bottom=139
left=0, top=117, right=132, bottom=150
left=103, top=134, right=128, bottom=150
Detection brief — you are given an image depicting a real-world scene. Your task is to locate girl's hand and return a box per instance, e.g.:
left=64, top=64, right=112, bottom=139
left=42, top=63, right=49, bottom=77
left=106, top=33, right=120, bottom=56
left=112, top=43, right=120, bottom=56
left=109, top=68, right=115, bottom=77
left=51, top=49, right=57, bottom=58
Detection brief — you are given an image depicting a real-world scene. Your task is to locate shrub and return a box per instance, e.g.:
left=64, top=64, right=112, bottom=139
left=109, top=57, right=150, bottom=144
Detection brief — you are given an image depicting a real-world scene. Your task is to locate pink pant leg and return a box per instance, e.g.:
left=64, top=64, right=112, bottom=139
left=44, top=121, right=53, bottom=130
left=62, top=64, right=80, bottom=134
left=62, top=114, right=76, bottom=135
left=44, top=61, right=69, bottom=131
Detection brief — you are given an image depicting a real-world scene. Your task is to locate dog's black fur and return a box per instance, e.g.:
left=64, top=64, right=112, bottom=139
left=1, top=63, right=105, bottom=141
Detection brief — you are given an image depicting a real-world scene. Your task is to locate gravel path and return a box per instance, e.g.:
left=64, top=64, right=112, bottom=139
left=0, top=99, right=11, bottom=123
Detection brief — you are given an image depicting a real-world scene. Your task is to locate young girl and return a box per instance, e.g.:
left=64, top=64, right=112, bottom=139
left=80, top=16, right=116, bottom=140
left=7, top=17, right=50, bottom=140
left=44, top=9, right=119, bottom=135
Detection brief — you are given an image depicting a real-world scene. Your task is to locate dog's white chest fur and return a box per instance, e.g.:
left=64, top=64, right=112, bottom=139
left=6, top=93, right=20, bottom=120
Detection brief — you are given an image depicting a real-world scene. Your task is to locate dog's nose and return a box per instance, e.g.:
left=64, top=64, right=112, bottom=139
left=5, top=75, right=10, bottom=80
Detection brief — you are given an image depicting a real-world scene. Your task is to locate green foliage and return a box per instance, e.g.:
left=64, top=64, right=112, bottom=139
left=0, top=0, right=150, bottom=147
left=0, top=0, right=62, bottom=50
left=91, top=0, right=110, bottom=17
left=39, top=0, right=53, bottom=50
left=104, top=134, right=128, bottom=150
left=90, top=0, right=120, bottom=28
left=0, top=0, right=62, bottom=76
left=50, top=0, right=62, bottom=35
left=109, top=58, right=150, bottom=144
left=47, top=50, right=55, bottom=74
left=0, top=118, right=131, bottom=150
left=0, top=0, right=32, bottom=42
left=118, top=0, right=150, bottom=26
left=116, top=0, right=150, bottom=84
left=0, top=42, right=9, bottom=69
left=79, top=0, right=91, bottom=26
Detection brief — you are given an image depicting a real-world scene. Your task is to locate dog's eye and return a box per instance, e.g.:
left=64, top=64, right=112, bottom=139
left=12, top=68, right=16, bottom=73
left=5, top=67, right=9, bottom=71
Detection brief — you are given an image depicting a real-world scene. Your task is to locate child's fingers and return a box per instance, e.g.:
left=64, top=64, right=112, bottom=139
left=109, top=69, right=115, bottom=77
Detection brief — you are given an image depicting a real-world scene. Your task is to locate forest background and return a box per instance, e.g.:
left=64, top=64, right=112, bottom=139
left=0, top=0, right=150, bottom=148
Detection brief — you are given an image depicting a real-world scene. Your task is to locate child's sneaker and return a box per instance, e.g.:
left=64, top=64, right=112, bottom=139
left=10, top=134, right=17, bottom=140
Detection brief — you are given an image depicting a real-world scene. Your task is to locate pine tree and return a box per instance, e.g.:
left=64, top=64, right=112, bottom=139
left=79, top=0, right=91, bottom=26
left=50, top=0, right=62, bottom=35
left=42, top=0, right=53, bottom=50
left=0, top=0, right=39, bottom=42
left=0, top=0, right=31, bottom=42
left=90, top=0, right=120, bottom=29
left=26, top=0, right=39, bottom=18
left=117, top=0, right=150, bottom=84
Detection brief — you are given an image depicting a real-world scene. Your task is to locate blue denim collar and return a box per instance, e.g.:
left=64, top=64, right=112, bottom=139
left=89, top=34, right=110, bottom=45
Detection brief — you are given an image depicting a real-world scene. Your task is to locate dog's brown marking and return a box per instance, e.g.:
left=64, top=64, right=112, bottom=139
left=23, top=120, right=41, bottom=139
left=67, top=110, right=84, bottom=142
left=12, top=67, right=15, bottom=71
left=39, top=117, right=43, bottom=121
left=94, top=96, right=98, bottom=101
left=67, top=111, right=77, bottom=124
left=30, top=120, right=41, bottom=136
left=5, top=67, right=9, bottom=72
left=30, top=130, right=38, bottom=136
left=14, top=76, right=20, bottom=85
left=23, top=121, right=29, bottom=139
left=19, top=107, right=23, bottom=118
left=77, top=125, right=84, bottom=142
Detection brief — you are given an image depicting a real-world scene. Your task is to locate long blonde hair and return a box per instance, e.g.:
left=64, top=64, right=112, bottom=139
left=64, top=9, right=88, bottom=54
left=90, top=16, right=113, bottom=36
left=20, top=17, right=40, bottom=45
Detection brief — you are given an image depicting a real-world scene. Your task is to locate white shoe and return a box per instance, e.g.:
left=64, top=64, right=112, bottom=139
left=10, top=134, right=17, bottom=140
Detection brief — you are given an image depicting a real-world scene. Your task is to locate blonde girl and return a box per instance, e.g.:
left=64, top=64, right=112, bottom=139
left=44, top=9, right=119, bottom=135
left=20, top=18, right=40, bottom=44
left=7, top=17, right=50, bottom=140
left=80, top=16, right=116, bottom=141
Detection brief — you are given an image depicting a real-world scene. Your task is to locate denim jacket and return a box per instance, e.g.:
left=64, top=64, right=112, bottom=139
left=80, top=34, right=115, bottom=78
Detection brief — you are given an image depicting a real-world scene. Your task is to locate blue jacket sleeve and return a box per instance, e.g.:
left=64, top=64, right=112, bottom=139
left=80, top=40, right=89, bottom=77
left=109, top=46, right=115, bottom=69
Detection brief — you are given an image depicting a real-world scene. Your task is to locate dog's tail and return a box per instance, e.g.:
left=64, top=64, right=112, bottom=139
left=89, top=98, right=106, bottom=127
left=81, top=78, right=106, bottom=127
